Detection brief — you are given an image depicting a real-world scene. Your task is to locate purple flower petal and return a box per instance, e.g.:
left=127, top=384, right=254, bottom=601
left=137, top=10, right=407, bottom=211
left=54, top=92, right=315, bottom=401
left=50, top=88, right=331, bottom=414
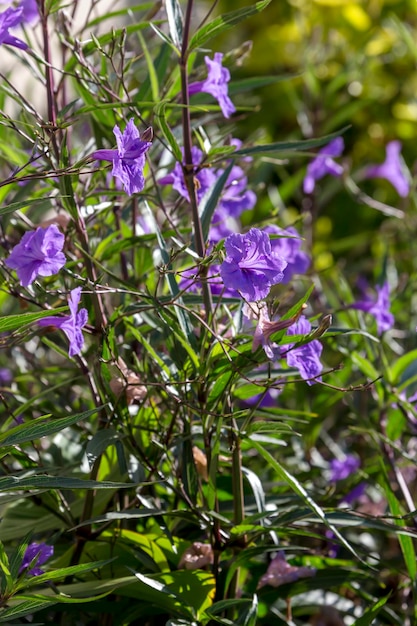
left=303, top=137, right=344, bottom=194
left=5, top=225, right=66, bottom=287
left=220, top=229, right=287, bottom=301
left=329, top=455, right=360, bottom=482
left=188, top=52, right=236, bottom=119
left=352, top=280, right=394, bottom=335
left=92, top=119, right=152, bottom=195
left=283, top=316, right=323, bottom=385
left=265, top=225, right=310, bottom=283
left=19, top=542, right=53, bottom=576
left=0, top=6, right=27, bottom=49
left=38, top=287, right=88, bottom=357
left=366, top=141, right=410, bottom=197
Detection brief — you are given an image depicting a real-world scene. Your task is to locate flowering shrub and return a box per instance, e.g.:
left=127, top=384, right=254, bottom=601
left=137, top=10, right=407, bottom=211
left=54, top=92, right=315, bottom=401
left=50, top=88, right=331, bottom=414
left=0, top=1, right=417, bottom=625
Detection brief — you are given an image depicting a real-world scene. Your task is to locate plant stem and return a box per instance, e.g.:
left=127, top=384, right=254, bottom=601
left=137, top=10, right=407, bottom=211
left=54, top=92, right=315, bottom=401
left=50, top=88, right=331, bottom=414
left=179, top=0, right=213, bottom=321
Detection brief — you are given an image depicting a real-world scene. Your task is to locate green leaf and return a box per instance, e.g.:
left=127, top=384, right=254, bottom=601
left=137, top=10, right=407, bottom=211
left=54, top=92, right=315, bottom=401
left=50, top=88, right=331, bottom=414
left=0, top=475, right=132, bottom=491
left=86, top=428, right=121, bottom=469
left=352, top=593, right=392, bottom=626
left=189, top=0, right=271, bottom=50
left=381, top=472, right=417, bottom=581
left=250, top=440, right=360, bottom=560
left=0, top=308, right=67, bottom=334
left=350, top=351, right=380, bottom=380
left=228, top=74, right=299, bottom=95
left=0, top=598, right=56, bottom=623
left=155, top=101, right=183, bottom=162
left=165, top=0, right=183, bottom=49
left=20, top=560, right=116, bottom=590
left=230, top=128, right=349, bottom=158
left=0, top=408, right=103, bottom=446
left=137, top=31, right=159, bottom=101
left=388, top=348, right=417, bottom=384
left=200, top=162, right=234, bottom=242
left=0, top=197, right=56, bottom=218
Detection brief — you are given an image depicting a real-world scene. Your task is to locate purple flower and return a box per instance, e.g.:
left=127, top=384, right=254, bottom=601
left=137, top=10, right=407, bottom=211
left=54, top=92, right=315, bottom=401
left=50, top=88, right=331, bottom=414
left=303, top=137, right=344, bottom=194
left=366, top=141, right=410, bottom=197
left=38, top=287, right=88, bottom=357
left=159, top=148, right=256, bottom=242
left=258, top=552, right=316, bottom=589
left=329, top=455, right=360, bottom=482
left=92, top=119, right=152, bottom=195
left=5, top=225, right=66, bottom=287
left=19, top=0, right=38, bottom=24
left=19, top=542, right=53, bottom=576
left=220, top=229, right=287, bottom=301
left=0, top=368, right=12, bottom=385
left=188, top=52, right=236, bottom=119
left=352, top=280, right=394, bottom=335
left=283, top=316, right=323, bottom=385
left=158, top=147, right=216, bottom=203
left=0, top=5, right=27, bottom=49
left=265, top=225, right=310, bottom=283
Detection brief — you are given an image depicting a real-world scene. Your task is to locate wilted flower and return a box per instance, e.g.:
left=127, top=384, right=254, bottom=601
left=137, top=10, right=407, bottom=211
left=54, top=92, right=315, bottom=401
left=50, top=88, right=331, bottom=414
left=329, top=455, right=360, bottom=482
left=19, top=542, right=54, bottom=576
left=0, top=5, right=27, bottom=49
left=303, top=137, right=344, bottom=194
left=109, top=358, right=147, bottom=405
left=283, top=316, right=323, bottom=385
left=193, top=446, right=208, bottom=481
left=251, top=302, right=307, bottom=359
left=366, top=141, right=410, bottom=197
left=179, top=542, right=214, bottom=570
left=188, top=52, right=236, bottom=119
left=5, top=225, right=66, bottom=287
left=220, top=229, right=287, bottom=301
left=38, top=287, right=88, bottom=357
left=352, top=280, right=394, bottom=335
left=265, top=225, right=310, bottom=283
left=258, top=552, right=316, bottom=589
left=92, top=119, right=152, bottom=195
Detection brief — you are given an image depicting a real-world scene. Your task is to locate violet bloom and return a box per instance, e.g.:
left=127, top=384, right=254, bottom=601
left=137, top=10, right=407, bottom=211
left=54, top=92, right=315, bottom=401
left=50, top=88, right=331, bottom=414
left=158, top=147, right=216, bottom=203
left=0, top=368, right=12, bottom=385
left=188, top=52, right=236, bottom=119
left=258, top=552, right=316, bottom=589
left=19, top=542, right=53, bottom=576
left=366, top=141, right=410, bottom=197
left=329, top=455, right=360, bottom=482
left=159, top=148, right=256, bottom=242
left=283, top=316, right=323, bottom=385
left=265, top=225, right=310, bottom=283
left=352, top=280, right=394, bottom=335
left=92, top=119, right=152, bottom=195
left=19, top=0, right=38, bottom=24
left=5, top=225, right=66, bottom=287
left=0, top=5, right=27, bottom=49
left=38, top=287, right=88, bottom=357
left=220, top=229, right=287, bottom=301
left=303, top=137, right=344, bottom=194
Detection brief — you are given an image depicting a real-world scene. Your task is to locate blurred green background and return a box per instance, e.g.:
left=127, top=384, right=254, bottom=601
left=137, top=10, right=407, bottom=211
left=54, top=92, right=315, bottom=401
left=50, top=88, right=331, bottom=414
left=209, top=0, right=417, bottom=330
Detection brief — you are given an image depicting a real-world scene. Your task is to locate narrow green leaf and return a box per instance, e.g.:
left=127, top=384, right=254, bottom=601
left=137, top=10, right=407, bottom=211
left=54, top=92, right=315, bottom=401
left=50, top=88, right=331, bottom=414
left=155, top=101, right=183, bottom=162
left=165, top=0, right=183, bottom=49
left=200, top=162, right=233, bottom=242
left=389, top=349, right=417, bottom=384
left=86, top=428, right=121, bottom=469
left=250, top=440, right=360, bottom=560
left=0, top=598, right=56, bottom=622
left=0, top=475, right=132, bottom=490
left=137, top=31, right=159, bottom=101
left=0, top=308, right=67, bottom=334
left=352, top=593, right=391, bottom=626
left=230, top=128, right=349, bottom=158
left=0, top=407, right=103, bottom=446
left=189, top=0, right=271, bottom=50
